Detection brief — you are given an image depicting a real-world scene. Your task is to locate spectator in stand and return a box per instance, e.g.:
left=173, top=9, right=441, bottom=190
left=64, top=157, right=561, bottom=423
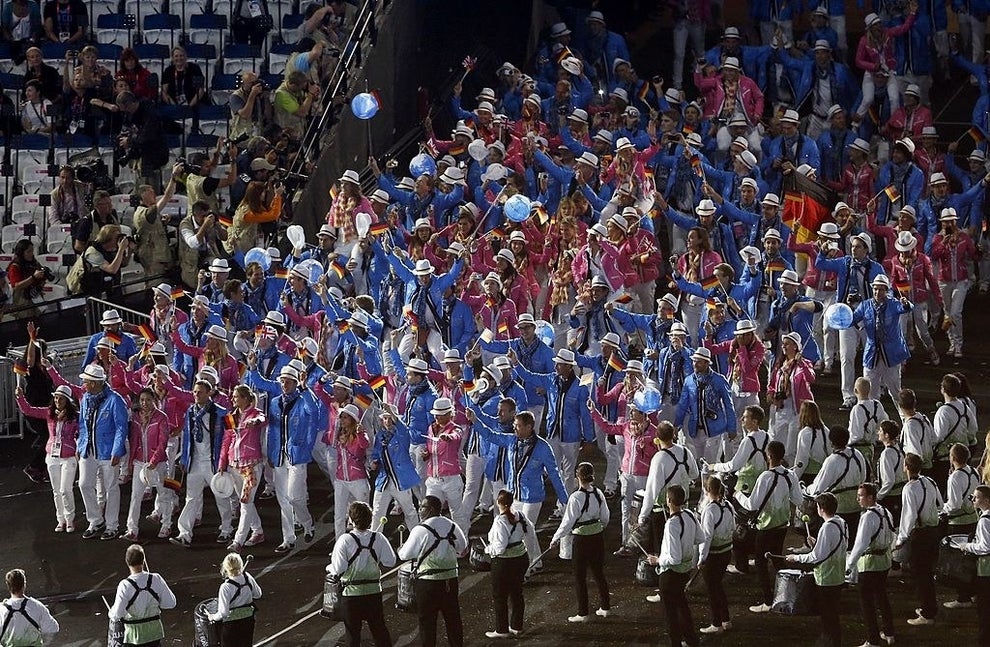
left=1, top=0, right=43, bottom=47
left=226, top=180, right=285, bottom=254
left=116, top=48, right=158, bottom=102
left=42, top=0, right=86, bottom=43
left=20, top=79, right=52, bottom=134
left=72, top=190, right=118, bottom=254
left=161, top=46, right=208, bottom=107
left=79, top=224, right=133, bottom=297
left=64, top=45, right=112, bottom=99
left=5, top=239, right=49, bottom=318
left=229, top=72, right=271, bottom=141
left=62, top=70, right=97, bottom=138
left=116, top=90, right=170, bottom=191
left=274, top=71, right=320, bottom=141
left=231, top=0, right=272, bottom=46
left=49, top=165, right=88, bottom=225
left=300, top=3, right=338, bottom=46
left=23, top=46, right=60, bottom=101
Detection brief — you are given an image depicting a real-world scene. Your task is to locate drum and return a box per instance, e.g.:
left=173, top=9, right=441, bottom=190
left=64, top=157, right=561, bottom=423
left=107, top=618, right=124, bottom=647
left=470, top=540, right=492, bottom=572
left=633, top=488, right=645, bottom=509
left=193, top=598, right=221, bottom=647
left=936, top=534, right=977, bottom=589
left=625, top=517, right=651, bottom=553
left=772, top=569, right=816, bottom=615
left=396, top=563, right=417, bottom=612
left=559, top=534, right=573, bottom=560
left=891, top=536, right=912, bottom=564
left=321, top=574, right=343, bottom=620
left=635, top=556, right=658, bottom=587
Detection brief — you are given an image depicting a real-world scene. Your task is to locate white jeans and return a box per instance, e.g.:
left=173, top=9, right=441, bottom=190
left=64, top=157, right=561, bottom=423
left=371, top=483, right=418, bottom=532
left=770, top=401, right=800, bottom=466
left=939, top=279, right=970, bottom=349
left=547, top=438, right=579, bottom=507
left=409, top=444, right=427, bottom=500
left=960, top=12, right=987, bottom=64
left=426, top=475, right=464, bottom=523
left=455, top=454, right=486, bottom=534
left=594, top=422, right=623, bottom=492
left=334, top=478, right=370, bottom=539
left=177, top=465, right=234, bottom=540
left=683, top=428, right=722, bottom=463
left=681, top=297, right=703, bottom=347
left=46, top=455, right=77, bottom=526
left=857, top=72, right=900, bottom=117
left=230, top=464, right=263, bottom=545
left=152, top=436, right=179, bottom=518
left=619, top=473, right=648, bottom=542
left=672, top=19, right=705, bottom=88
left=312, top=438, right=334, bottom=482
left=806, top=287, right=837, bottom=367
left=511, top=500, right=543, bottom=565
left=865, top=359, right=903, bottom=404
left=78, top=456, right=121, bottom=532
left=838, top=325, right=865, bottom=401
left=274, top=462, right=313, bottom=544
left=629, top=280, right=657, bottom=315
left=901, top=301, right=935, bottom=352
left=397, top=328, right=443, bottom=366
left=830, top=15, right=848, bottom=57
left=127, top=461, right=175, bottom=535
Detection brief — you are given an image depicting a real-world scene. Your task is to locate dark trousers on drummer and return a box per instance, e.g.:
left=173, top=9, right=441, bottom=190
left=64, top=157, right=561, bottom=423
left=755, top=527, right=788, bottom=604
left=415, top=577, right=463, bottom=647
left=491, top=554, right=527, bottom=633
left=911, top=526, right=941, bottom=620
left=815, top=583, right=841, bottom=647
left=702, top=550, right=731, bottom=626
left=838, top=511, right=859, bottom=550
left=949, top=522, right=978, bottom=602
left=573, top=533, right=610, bottom=615
left=660, top=570, right=697, bottom=647
left=976, top=575, right=990, bottom=646
left=340, top=592, right=392, bottom=647
left=219, top=615, right=255, bottom=647
left=859, top=570, right=893, bottom=645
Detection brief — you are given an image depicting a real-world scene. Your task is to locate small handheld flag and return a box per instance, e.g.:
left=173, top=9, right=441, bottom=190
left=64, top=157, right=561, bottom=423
left=330, top=260, right=347, bottom=279
left=105, top=331, right=122, bottom=346
left=968, top=126, right=987, bottom=144
left=12, top=359, right=28, bottom=376
left=329, top=185, right=339, bottom=200
left=369, top=222, right=389, bottom=237
left=368, top=374, right=387, bottom=391
left=883, top=185, right=900, bottom=202
left=137, top=323, right=157, bottom=342
left=224, top=413, right=237, bottom=430
left=274, top=268, right=290, bottom=280
left=479, top=328, right=495, bottom=343
left=613, top=294, right=634, bottom=305
left=217, top=214, right=233, bottom=228
left=893, top=277, right=911, bottom=297
left=497, top=320, right=509, bottom=336
left=354, top=393, right=374, bottom=409
left=607, top=353, right=627, bottom=373
left=701, top=275, right=720, bottom=291
left=171, top=287, right=186, bottom=300
left=766, top=259, right=787, bottom=273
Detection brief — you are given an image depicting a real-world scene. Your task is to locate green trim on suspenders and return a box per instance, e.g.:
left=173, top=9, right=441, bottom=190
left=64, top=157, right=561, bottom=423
left=571, top=489, right=605, bottom=536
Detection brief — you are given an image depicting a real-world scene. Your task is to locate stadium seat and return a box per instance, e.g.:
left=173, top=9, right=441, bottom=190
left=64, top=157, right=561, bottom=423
left=212, top=0, right=233, bottom=18
left=10, top=194, right=42, bottom=224
left=0, top=44, right=16, bottom=74
left=96, top=14, right=137, bottom=48
left=267, top=42, right=295, bottom=76
left=210, top=73, right=239, bottom=105
left=124, top=0, right=162, bottom=22
left=20, top=163, right=53, bottom=195
left=282, top=14, right=303, bottom=44
left=188, top=14, right=228, bottom=58
left=198, top=120, right=228, bottom=137
left=89, top=0, right=119, bottom=18
left=143, top=13, right=181, bottom=49
left=1, top=223, right=40, bottom=252
left=180, top=0, right=211, bottom=29
left=45, top=225, right=73, bottom=254
left=110, top=194, right=136, bottom=222
left=37, top=253, right=69, bottom=280
left=222, top=44, right=262, bottom=75
left=0, top=72, right=21, bottom=103
left=40, top=283, right=68, bottom=303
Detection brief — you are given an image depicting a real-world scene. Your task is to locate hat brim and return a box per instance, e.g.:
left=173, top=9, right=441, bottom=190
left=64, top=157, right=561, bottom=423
left=690, top=353, right=712, bottom=362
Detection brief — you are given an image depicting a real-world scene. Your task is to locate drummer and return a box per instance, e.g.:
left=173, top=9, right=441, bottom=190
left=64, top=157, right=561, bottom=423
left=786, top=492, right=848, bottom=647
left=484, top=489, right=538, bottom=639
left=960, top=485, right=990, bottom=645
left=806, top=426, right=866, bottom=548
left=208, top=553, right=262, bottom=647
left=894, top=452, right=944, bottom=627
left=942, top=443, right=980, bottom=610
left=0, top=569, right=59, bottom=647
left=876, top=421, right=907, bottom=524
left=108, top=544, right=177, bottom=647
left=846, top=483, right=896, bottom=647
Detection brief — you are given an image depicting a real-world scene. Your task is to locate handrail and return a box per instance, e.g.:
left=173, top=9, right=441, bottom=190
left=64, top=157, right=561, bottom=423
left=0, top=273, right=165, bottom=321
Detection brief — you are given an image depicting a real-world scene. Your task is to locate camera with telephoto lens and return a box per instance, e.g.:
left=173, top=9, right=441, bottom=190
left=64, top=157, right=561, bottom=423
left=176, top=159, right=203, bottom=176
left=847, top=293, right=863, bottom=307
left=705, top=410, right=719, bottom=420
left=41, top=267, right=55, bottom=282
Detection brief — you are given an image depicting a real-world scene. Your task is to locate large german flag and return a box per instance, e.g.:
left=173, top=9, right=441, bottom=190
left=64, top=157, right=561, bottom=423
left=782, top=171, right=834, bottom=244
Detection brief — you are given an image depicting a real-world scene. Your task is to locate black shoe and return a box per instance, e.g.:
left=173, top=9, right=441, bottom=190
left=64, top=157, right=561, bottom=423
left=259, top=488, right=275, bottom=500
left=294, top=523, right=304, bottom=534
left=170, top=537, right=192, bottom=548
left=82, top=524, right=105, bottom=540
left=838, top=400, right=854, bottom=412
left=100, top=529, right=120, bottom=541
left=274, top=542, right=294, bottom=553
left=216, top=532, right=233, bottom=544
left=604, top=489, right=618, bottom=500
left=304, top=530, right=315, bottom=543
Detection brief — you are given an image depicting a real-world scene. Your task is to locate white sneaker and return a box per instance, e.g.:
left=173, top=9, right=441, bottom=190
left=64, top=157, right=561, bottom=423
left=856, top=642, right=881, bottom=647
left=508, top=628, right=521, bottom=637
left=567, top=614, right=589, bottom=623
left=485, top=631, right=510, bottom=639
left=907, top=615, right=933, bottom=626
left=726, top=564, right=746, bottom=575
left=595, top=608, right=609, bottom=618
left=646, top=593, right=662, bottom=603
left=700, top=625, right=724, bottom=634
left=880, top=633, right=895, bottom=645
left=943, top=599, right=973, bottom=609
left=748, top=603, right=771, bottom=613
left=722, top=621, right=732, bottom=631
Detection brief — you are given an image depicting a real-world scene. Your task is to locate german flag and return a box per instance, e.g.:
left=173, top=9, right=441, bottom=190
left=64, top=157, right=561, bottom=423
left=171, top=287, right=186, bottom=300
left=553, top=46, right=573, bottom=64
left=369, top=222, right=389, bottom=236
left=105, top=331, right=122, bottom=346
left=354, top=393, right=373, bottom=409
left=462, top=379, right=475, bottom=392
left=329, top=184, right=339, bottom=201
left=368, top=374, right=387, bottom=391
left=224, top=413, right=237, bottom=430
left=766, top=259, right=787, bottom=273
left=782, top=171, right=835, bottom=245
left=330, top=260, right=347, bottom=279
left=690, top=154, right=703, bottom=177
left=497, top=320, right=509, bottom=336
left=12, top=359, right=28, bottom=376
left=613, top=294, right=633, bottom=305
left=637, top=81, right=650, bottom=101
left=701, top=275, right=720, bottom=291
left=217, top=214, right=233, bottom=228
left=969, top=126, right=987, bottom=144
left=883, top=185, right=900, bottom=203
left=488, top=227, right=506, bottom=240
left=337, top=321, right=351, bottom=334
left=705, top=298, right=720, bottom=310
left=274, top=268, right=289, bottom=280
left=449, top=144, right=466, bottom=156
left=607, top=353, right=626, bottom=372
left=893, top=276, right=911, bottom=297
left=682, top=123, right=695, bottom=135
left=136, top=323, right=156, bottom=342
left=534, top=205, right=549, bottom=225
left=407, top=311, right=419, bottom=332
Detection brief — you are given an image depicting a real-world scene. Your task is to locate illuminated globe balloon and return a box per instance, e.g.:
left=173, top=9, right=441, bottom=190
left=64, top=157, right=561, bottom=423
left=351, top=92, right=379, bottom=120
left=300, top=259, right=324, bottom=285
left=534, top=319, right=555, bottom=349
left=633, top=387, right=662, bottom=414
left=824, top=302, right=854, bottom=330
left=409, top=153, right=437, bottom=179
left=503, top=193, right=532, bottom=222
left=244, top=247, right=271, bottom=272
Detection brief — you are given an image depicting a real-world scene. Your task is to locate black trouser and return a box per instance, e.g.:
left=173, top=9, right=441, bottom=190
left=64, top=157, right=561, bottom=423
left=976, top=575, right=990, bottom=646
left=859, top=569, right=893, bottom=645
left=414, top=577, right=462, bottom=647
left=732, top=531, right=753, bottom=574
left=573, top=533, right=610, bottom=615
left=838, top=511, right=859, bottom=550
left=659, top=569, right=697, bottom=647
left=491, top=554, right=527, bottom=633
left=755, top=526, right=788, bottom=605
left=815, top=583, right=842, bottom=647
left=879, top=494, right=902, bottom=530
left=702, top=549, right=731, bottom=625
left=948, top=522, right=978, bottom=601
left=931, top=460, right=950, bottom=496
left=911, top=525, right=941, bottom=619
left=219, top=614, right=255, bottom=647
left=340, top=592, right=391, bottom=647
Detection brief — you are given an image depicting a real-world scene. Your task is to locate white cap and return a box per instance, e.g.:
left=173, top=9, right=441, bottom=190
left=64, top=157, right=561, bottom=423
left=443, top=348, right=463, bottom=362
left=817, top=222, right=840, bottom=238
left=761, top=193, right=781, bottom=208
left=940, top=207, right=959, bottom=221
left=263, top=310, right=286, bottom=327
left=601, top=332, right=621, bottom=348
left=412, top=259, right=435, bottom=276
left=905, top=84, right=922, bottom=98
left=407, top=358, right=429, bottom=374
left=205, top=324, right=227, bottom=341
left=696, top=199, right=716, bottom=215
left=339, top=169, right=360, bottom=184
left=865, top=12, right=881, bottom=27
left=339, top=404, right=361, bottom=422
left=690, top=347, right=713, bottom=363
left=778, top=269, right=801, bottom=285
left=762, top=228, right=782, bottom=241
left=929, top=172, right=947, bottom=185
left=208, top=258, right=230, bottom=273
left=370, top=189, right=390, bottom=204
left=781, top=331, right=803, bottom=348
left=871, top=274, right=891, bottom=289
left=894, top=230, right=918, bottom=252
left=278, top=366, right=300, bottom=382
left=737, top=150, right=757, bottom=170
left=576, top=151, right=599, bottom=167
left=517, top=313, right=536, bottom=326
left=734, top=319, right=757, bottom=335
left=780, top=109, right=800, bottom=124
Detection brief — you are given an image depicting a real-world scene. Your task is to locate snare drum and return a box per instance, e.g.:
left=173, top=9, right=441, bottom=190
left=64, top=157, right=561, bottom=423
left=107, top=618, right=124, bottom=647
left=936, top=534, right=977, bottom=589
left=321, top=574, right=343, bottom=620
left=559, top=534, right=573, bottom=560
left=396, top=562, right=417, bottom=612
left=772, top=569, right=816, bottom=615
left=470, top=540, right=492, bottom=572
left=635, top=556, right=658, bottom=587
left=193, top=598, right=221, bottom=647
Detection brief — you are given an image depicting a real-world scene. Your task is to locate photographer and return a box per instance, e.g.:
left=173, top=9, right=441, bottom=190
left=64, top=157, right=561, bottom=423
left=132, top=164, right=182, bottom=280
left=5, top=239, right=50, bottom=319
left=79, top=223, right=132, bottom=298
left=174, top=138, right=240, bottom=216
left=284, top=37, right=325, bottom=85
left=73, top=190, right=118, bottom=253
left=229, top=72, right=270, bottom=141
left=49, top=164, right=88, bottom=225
left=225, top=179, right=284, bottom=255
left=178, top=200, right=228, bottom=289
left=116, top=90, right=169, bottom=191
left=273, top=71, right=319, bottom=142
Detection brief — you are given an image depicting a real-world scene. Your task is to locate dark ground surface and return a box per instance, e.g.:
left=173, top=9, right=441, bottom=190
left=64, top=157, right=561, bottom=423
left=2, top=288, right=988, bottom=647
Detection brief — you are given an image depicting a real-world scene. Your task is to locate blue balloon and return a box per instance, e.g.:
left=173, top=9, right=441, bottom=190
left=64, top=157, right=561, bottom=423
left=351, top=92, right=379, bottom=120
left=503, top=193, right=532, bottom=223
left=633, top=387, right=662, bottom=414
left=409, top=153, right=437, bottom=179
left=244, top=247, right=271, bottom=272
left=534, top=319, right=555, bottom=350
left=304, top=260, right=325, bottom=285
left=824, top=302, right=854, bottom=330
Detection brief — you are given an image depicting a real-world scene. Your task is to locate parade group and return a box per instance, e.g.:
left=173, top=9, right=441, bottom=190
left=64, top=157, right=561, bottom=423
left=5, top=3, right=990, bottom=647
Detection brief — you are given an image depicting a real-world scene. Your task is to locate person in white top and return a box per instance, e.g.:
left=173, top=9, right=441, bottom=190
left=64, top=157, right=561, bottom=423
left=894, top=453, right=944, bottom=626
left=108, top=544, right=177, bottom=647
left=697, top=476, right=734, bottom=636
left=847, top=376, right=888, bottom=475
left=898, top=389, right=934, bottom=472
left=959, top=485, right=990, bottom=646
left=208, top=552, right=262, bottom=646
left=932, top=374, right=976, bottom=487
left=485, top=489, right=538, bottom=639
left=20, top=80, right=52, bottom=134
left=806, top=426, right=866, bottom=546
left=845, top=483, right=896, bottom=647
left=637, top=421, right=700, bottom=529
left=0, top=569, right=59, bottom=647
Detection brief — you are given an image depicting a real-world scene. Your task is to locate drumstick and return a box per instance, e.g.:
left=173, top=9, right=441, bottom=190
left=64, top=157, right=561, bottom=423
left=102, top=595, right=111, bottom=611
left=375, top=516, right=388, bottom=532
left=801, top=514, right=813, bottom=544
left=630, top=535, right=651, bottom=557
left=526, top=544, right=557, bottom=574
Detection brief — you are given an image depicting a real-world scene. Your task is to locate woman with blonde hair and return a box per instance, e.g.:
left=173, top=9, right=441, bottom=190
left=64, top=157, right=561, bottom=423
left=226, top=181, right=284, bottom=254
left=171, top=324, right=240, bottom=395
left=208, top=552, right=262, bottom=646
left=793, top=400, right=830, bottom=484
left=327, top=170, right=373, bottom=254
left=218, top=385, right=268, bottom=553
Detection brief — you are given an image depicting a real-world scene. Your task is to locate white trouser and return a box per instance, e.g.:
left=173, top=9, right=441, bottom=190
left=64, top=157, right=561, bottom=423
left=681, top=298, right=703, bottom=345
left=755, top=298, right=771, bottom=336
left=426, top=475, right=464, bottom=521
left=629, top=280, right=657, bottom=315
left=728, top=392, right=759, bottom=461
left=547, top=438, right=579, bottom=505
left=960, top=12, right=987, bottom=64
left=78, top=456, right=121, bottom=532
left=806, top=288, right=837, bottom=367
left=46, top=455, right=77, bottom=525
left=529, top=404, right=545, bottom=431
left=455, top=454, right=486, bottom=533
left=760, top=20, right=793, bottom=46
left=830, top=15, right=848, bottom=57
left=838, top=326, right=865, bottom=401
left=152, top=436, right=180, bottom=518
left=371, top=483, right=418, bottom=532
left=397, top=328, right=443, bottom=365
left=857, top=72, right=899, bottom=117
left=671, top=19, right=706, bottom=88
left=511, top=500, right=543, bottom=565
left=619, top=473, right=648, bottom=542
left=940, top=279, right=970, bottom=349
left=231, top=464, right=263, bottom=545
left=865, top=359, right=902, bottom=404
left=901, top=302, right=935, bottom=352
left=595, top=422, right=623, bottom=492
left=683, top=428, right=722, bottom=463
left=312, top=438, right=334, bottom=482
left=334, top=478, right=370, bottom=539
left=177, top=466, right=234, bottom=540
left=127, top=461, right=175, bottom=535
left=805, top=114, right=828, bottom=141
left=480, top=478, right=505, bottom=510
left=274, top=462, right=312, bottom=544
left=770, top=401, right=800, bottom=466
left=409, top=444, right=426, bottom=500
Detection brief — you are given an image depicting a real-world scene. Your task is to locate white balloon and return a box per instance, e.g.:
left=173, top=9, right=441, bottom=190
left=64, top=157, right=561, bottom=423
left=286, top=225, right=307, bottom=250
left=355, top=212, right=372, bottom=238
